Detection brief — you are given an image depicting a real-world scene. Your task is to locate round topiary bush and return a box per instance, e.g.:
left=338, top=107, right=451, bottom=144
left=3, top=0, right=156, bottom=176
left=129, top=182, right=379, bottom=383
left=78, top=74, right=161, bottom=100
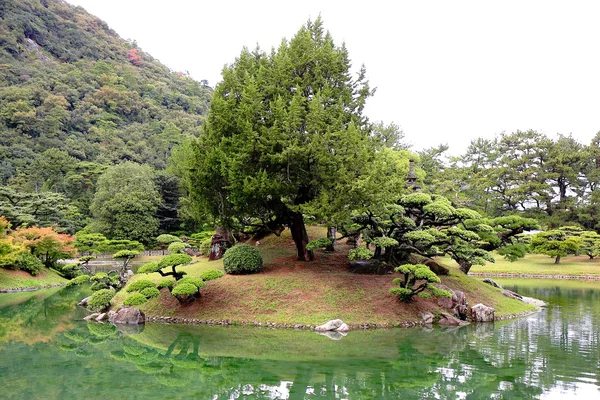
left=200, top=269, right=224, bottom=281
left=177, top=277, right=205, bottom=289
left=156, top=279, right=174, bottom=290
left=171, top=282, right=197, bottom=296
left=168, top=242, right=189, bottom=254
left=223, top=244, right=263, bottom=274
left=123, top=292, right=148, bottom=306
left=126, top=279, right=156, bottom=292
left=140, top=287, right=161, bottom=299
left=87, top=289, right=115, bottom=312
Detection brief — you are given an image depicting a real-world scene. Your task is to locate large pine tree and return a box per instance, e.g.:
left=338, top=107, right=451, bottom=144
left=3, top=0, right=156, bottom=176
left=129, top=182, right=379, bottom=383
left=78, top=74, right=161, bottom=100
left=182, top=18, right=374, bottom=260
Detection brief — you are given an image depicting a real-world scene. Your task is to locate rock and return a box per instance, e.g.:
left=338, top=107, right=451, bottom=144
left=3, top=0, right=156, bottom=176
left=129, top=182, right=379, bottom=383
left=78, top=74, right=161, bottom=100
left=96, top=313, right=108, bottom=321
left=437, top=286, right=468, bottom=320
left=421, top=312, right=434, bottom=324
left=502, top=289, right=523, bottom=300
left=78, top=296, right=91, bottom=307
left=438, top=312, right=469, bottom=326
left=316, top=330, right=347, bottom=340
left=124, top=270, right=134, bottom=280
left=83, top=313, right=99, bottom=321
left=315, top=319, right=350, bottom=332
left=521, top=296, right=547, bottom=307
left=348, top=259, right=394, bottom=274
left=483, top=278, right=503, bottom=289
left=108, top=306, right=145, bottom=325
left=470, top=303, right=495, bottom=322
left=437, top=295, right=454, bottom=310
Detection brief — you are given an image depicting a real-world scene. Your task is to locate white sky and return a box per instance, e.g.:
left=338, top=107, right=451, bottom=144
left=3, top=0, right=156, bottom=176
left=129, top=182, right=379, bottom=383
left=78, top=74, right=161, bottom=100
left=65, top=0, right=600, bottom=153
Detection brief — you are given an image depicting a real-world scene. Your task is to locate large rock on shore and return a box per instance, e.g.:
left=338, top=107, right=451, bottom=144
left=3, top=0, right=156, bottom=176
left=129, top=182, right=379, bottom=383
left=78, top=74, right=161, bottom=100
left=108, top=306, right=145, bottom=325
left=470, top=303, right=495, bottom=322
left=315, top=319, right=349, bottom=332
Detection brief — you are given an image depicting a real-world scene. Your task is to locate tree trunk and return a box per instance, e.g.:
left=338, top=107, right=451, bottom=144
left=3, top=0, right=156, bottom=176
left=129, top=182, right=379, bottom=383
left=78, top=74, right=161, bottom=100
left=289, top=212, right=314, bottom=261
left=555, top=255, right=561, bottom=264
left=458, top=259, right=472, bottom=274
left=326, top=226, right=336, bottom=252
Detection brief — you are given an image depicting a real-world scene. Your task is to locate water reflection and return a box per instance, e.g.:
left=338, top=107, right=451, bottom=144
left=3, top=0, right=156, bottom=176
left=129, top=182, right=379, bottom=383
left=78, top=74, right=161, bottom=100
left=0, top=280, right=600, bottom=399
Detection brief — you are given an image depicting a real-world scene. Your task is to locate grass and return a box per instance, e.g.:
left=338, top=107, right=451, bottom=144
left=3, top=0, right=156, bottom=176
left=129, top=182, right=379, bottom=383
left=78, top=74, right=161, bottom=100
left=463, top=253, right=600, bottom=276
left=0, top=267, right=67, bottom=290
left=112, top=226, right=534, bottom=325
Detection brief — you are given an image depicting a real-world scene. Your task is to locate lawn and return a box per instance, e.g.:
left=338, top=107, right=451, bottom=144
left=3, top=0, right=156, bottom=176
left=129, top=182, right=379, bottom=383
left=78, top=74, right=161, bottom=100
left=0, top=267, right=67, bottom=290
left=465, top=253, right=600, bottom=277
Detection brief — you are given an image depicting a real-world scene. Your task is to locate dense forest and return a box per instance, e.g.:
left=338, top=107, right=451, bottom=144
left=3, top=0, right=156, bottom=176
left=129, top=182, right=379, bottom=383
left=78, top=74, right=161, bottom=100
left=0, top=0, right=212, bottom=236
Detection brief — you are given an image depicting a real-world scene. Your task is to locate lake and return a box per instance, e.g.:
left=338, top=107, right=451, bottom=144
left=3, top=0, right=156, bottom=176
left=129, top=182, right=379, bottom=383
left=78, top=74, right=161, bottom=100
left=0, top=279, right=599, bottom=399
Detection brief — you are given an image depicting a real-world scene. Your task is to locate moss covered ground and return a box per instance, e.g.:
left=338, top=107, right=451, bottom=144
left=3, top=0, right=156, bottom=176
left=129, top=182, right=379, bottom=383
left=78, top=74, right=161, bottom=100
left=113, top=227, right=535, bottom=325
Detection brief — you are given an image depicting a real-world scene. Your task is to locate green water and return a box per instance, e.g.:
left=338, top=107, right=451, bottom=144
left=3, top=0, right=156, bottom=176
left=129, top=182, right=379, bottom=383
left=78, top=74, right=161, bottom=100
left=0, top=280, right=599, bottom=399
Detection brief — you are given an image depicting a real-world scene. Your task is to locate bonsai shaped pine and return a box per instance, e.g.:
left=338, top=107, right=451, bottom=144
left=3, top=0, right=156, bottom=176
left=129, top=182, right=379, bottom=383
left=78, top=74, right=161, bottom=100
left=138, top=253, right=192, bottom=281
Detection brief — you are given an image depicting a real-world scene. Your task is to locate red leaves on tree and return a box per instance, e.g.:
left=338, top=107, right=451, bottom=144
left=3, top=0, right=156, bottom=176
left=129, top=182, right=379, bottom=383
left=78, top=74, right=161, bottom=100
left=128, top=48, right=142, bottom=66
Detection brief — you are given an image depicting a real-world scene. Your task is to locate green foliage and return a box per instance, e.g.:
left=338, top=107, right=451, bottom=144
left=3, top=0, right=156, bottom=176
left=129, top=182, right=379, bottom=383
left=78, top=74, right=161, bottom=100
left=200, top=269, right=224, bottom=281
left=87, top=289, right=115, bottom=312
left=369, top=237, right=399, bottom=248
left=138, top=262, right=160, bottom=274
left=15, top=252, right=43, bottom=276
left=188, top=231, right=215, bottom=248
left=53, top=262, right=81, bottom=279
left=222, top=244, right=263, bottom=274
left=113, top=250, right=141, bottom=259
left=171, top=283, right=198, bottom=296
left=530, top=230, right=581, bottom=263
left=158, top=253, right=192, bottom=269
left=175, top=17, right=374, bottom=260
left=497, top=244, right=529, bottom=262
left=66, top=274, right=90, bottom=286
left=140, top=287, right=161, bottom=299
left=156, top=279, right=175, bottom=290
left=156, top=234, right=182, bottom=246
left=123, top=293, right=148, bottom=306
left=90, top=272, right=119, bottom=290
left=90, top=162, right=162, bottom=245
left=177, top=277, right=205, bottom=289
left=125, top=279, right=156, bottom=293
left=389, top=264, right=447, bottom=302
left=306, top=238, right=334, bottom=251
left=199, top=239, right=211, bottom=256
left=100, top=239, right=145, bottom=253
left=90, top=281, right=108, bottom=291
left=74, top=233, right=108, bottom=254
left=168, top=242, right=189, bottom=254
left=579, top=231, right=600, bottom=259
left=348, top=248, right=375, bottom=261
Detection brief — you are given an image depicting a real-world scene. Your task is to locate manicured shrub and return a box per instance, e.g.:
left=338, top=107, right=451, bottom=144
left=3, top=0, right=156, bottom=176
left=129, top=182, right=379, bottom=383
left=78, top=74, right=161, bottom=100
left=126, top=279, right=156, bottom=292
left=67, top=274, right=90, bottom=286
left=156, top=279, right=174, bottom=290
left=223, top=244, right=263, bottom=274
left=138, top=261, right=160, bottom=274
left=168, top=242, right=189, bottom=254
left=53, top=262, right=81, bottom=279
left=171, top=283, right=197, bottom=296
left=348, top=247, right=375, bottom=261
left=177, top=277, right=205, bottom=289
left=16, top=252, right=43, bottom=276
left=200, top=269, right=224, bottom=281
left=156, top=234, right=182, bottom=245
left=140, top=287, right=161, bottom=299
left=87, top=289, right=115, bottom=312
left=199, top=239, right=211, bottom=256
left=306, top=238, right=334, bottom=251
left=123, top=292, right=147, bottom=306
left=90, top=281, right=108, bottom=291
left=389, top=264, right=451, bottom=302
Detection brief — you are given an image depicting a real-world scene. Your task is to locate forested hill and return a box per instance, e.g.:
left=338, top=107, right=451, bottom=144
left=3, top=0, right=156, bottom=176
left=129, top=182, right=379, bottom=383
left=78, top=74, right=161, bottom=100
left=0, top=0, right=212, bottom=183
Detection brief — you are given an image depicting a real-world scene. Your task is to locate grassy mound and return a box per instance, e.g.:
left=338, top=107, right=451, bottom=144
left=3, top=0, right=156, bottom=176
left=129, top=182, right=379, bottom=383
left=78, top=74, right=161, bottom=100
left=112, top=226, right=535, bottom=325
left=0, top=267, right=67, bottom=291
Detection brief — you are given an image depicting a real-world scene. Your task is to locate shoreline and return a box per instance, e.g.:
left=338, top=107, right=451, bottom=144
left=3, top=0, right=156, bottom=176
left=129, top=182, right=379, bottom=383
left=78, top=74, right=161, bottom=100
left=0, top=283, right=66, bottom=293
left=470, top=272, right=600, bottom=281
